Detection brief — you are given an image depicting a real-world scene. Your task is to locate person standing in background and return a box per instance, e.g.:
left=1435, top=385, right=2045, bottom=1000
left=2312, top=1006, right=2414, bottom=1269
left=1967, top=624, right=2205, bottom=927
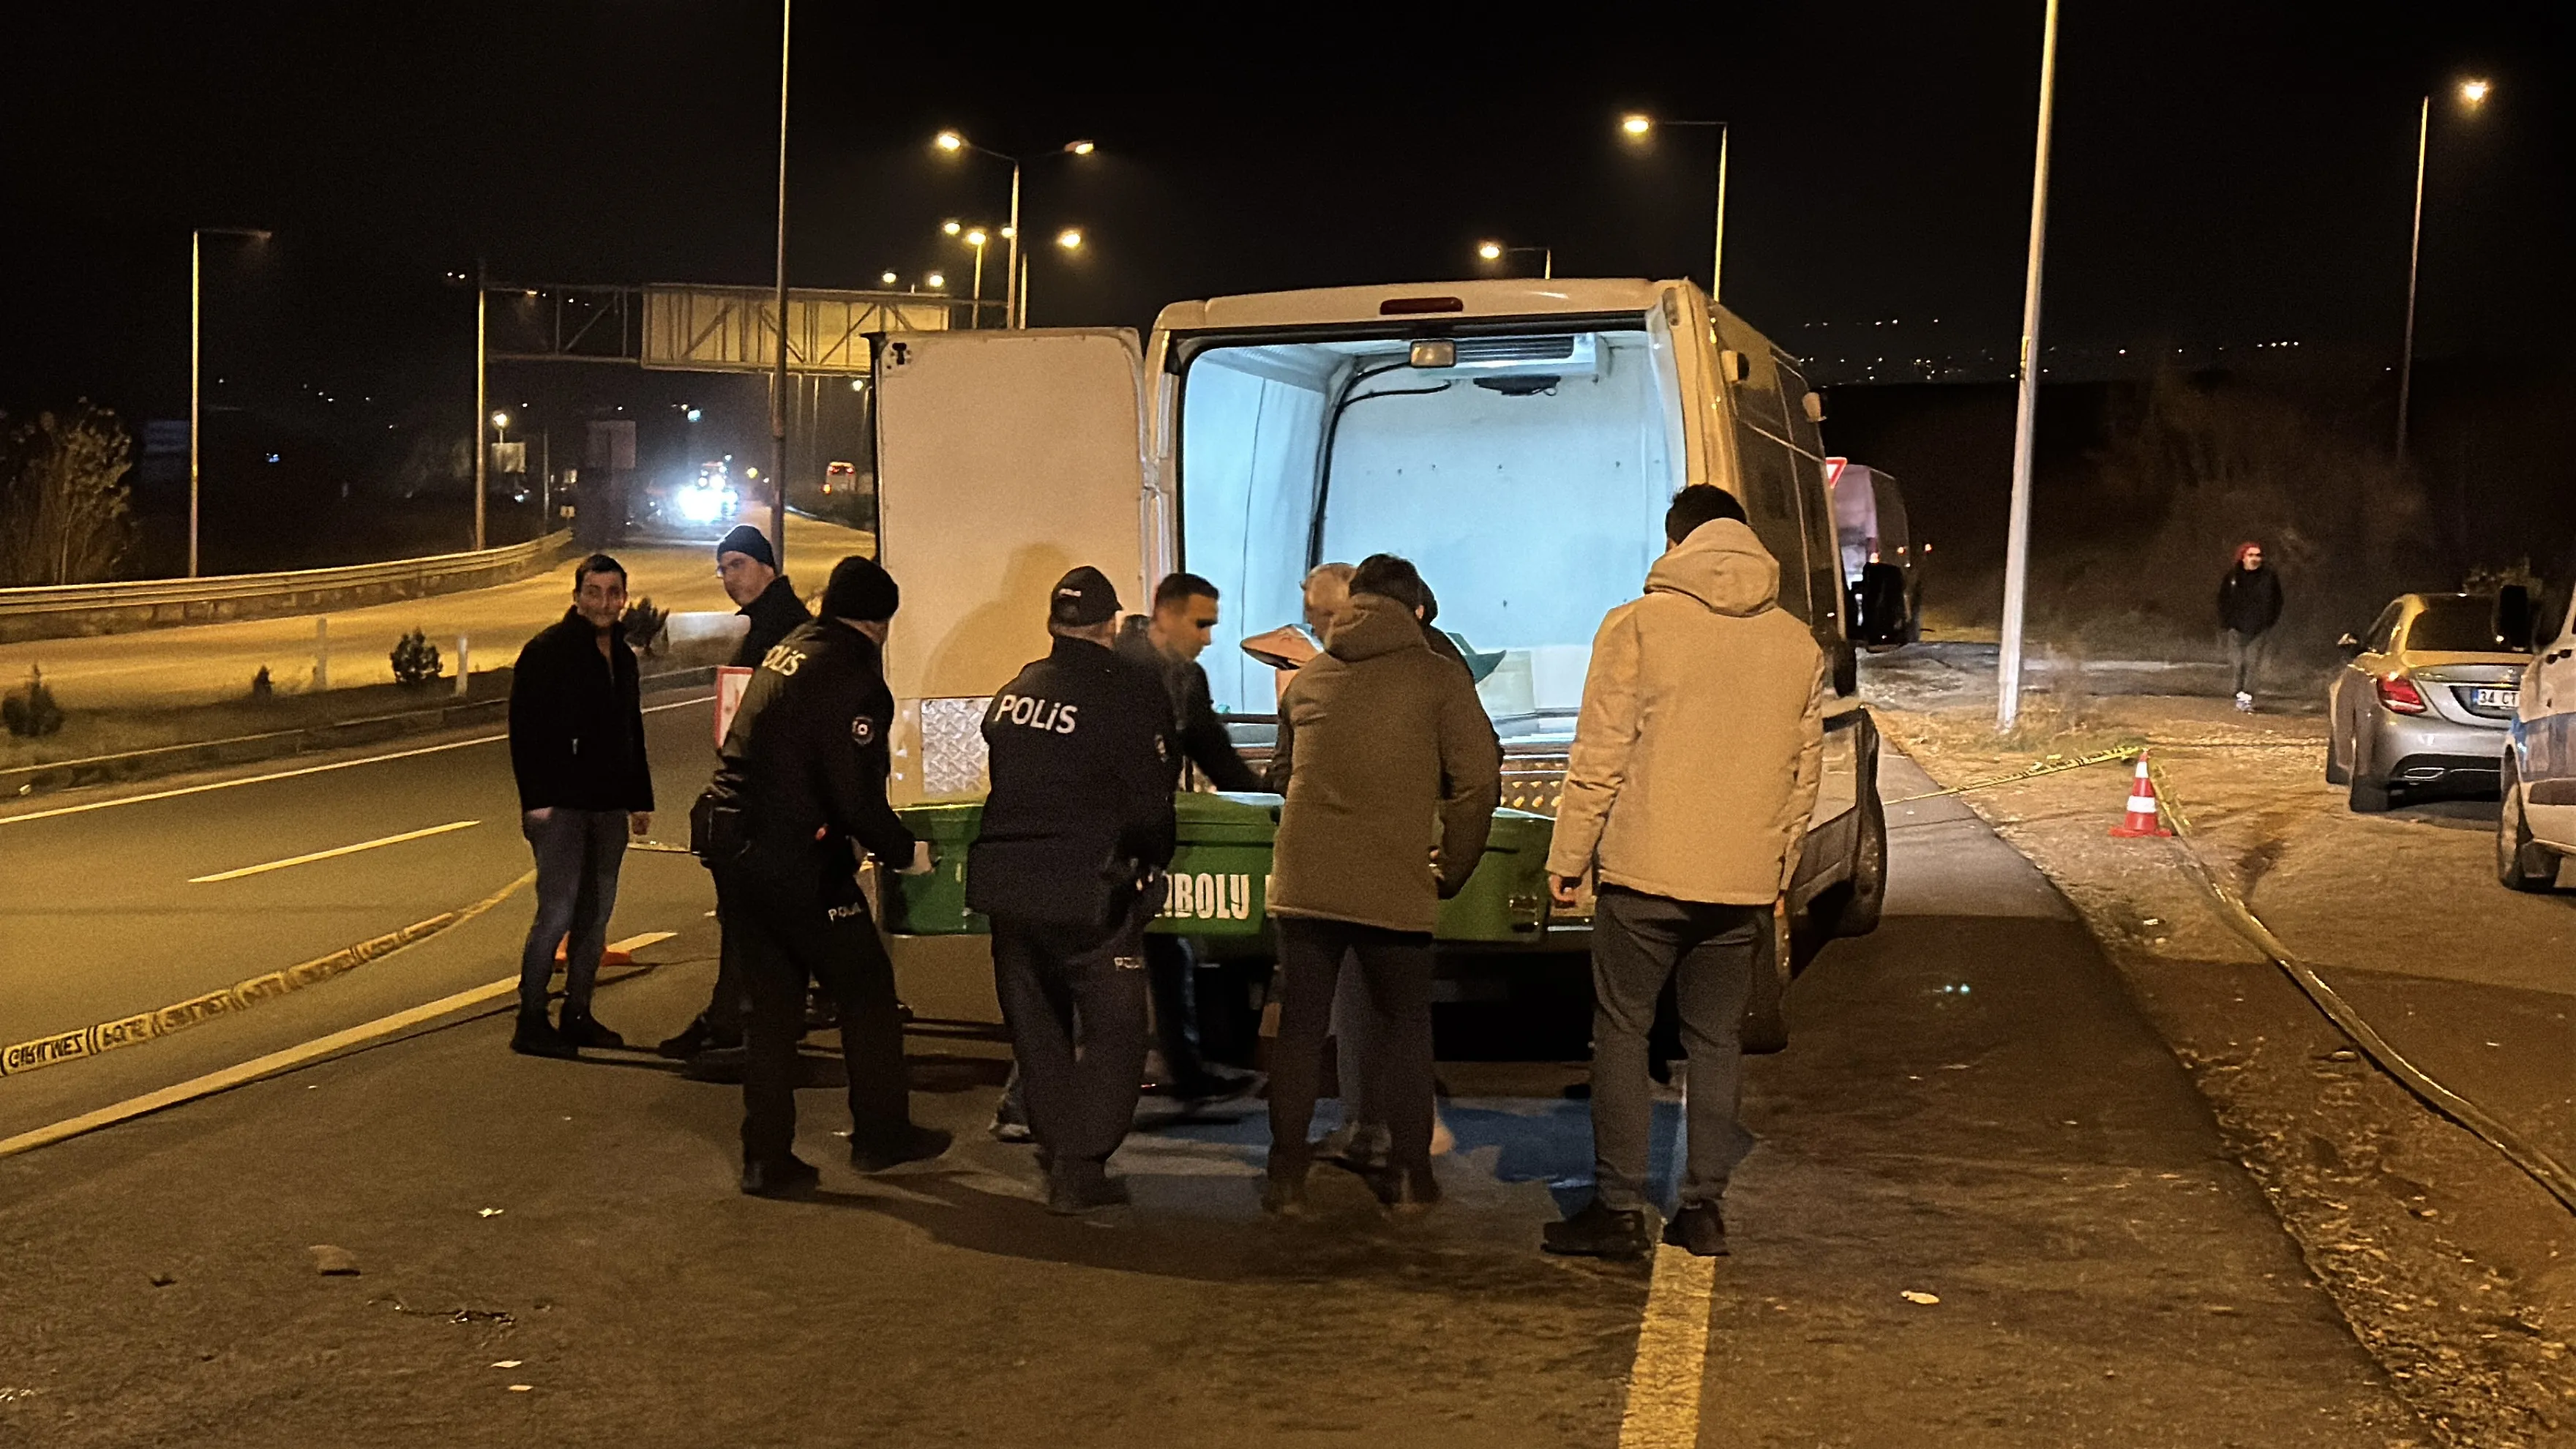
left=2217, top=541, right=2284, bottom=713
left=506, top=553, right=654, bottom=1060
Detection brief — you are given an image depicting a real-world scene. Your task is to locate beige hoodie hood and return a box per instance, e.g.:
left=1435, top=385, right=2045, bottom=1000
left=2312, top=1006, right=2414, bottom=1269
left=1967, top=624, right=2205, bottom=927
left=1645, top=518, right=1780, bottom=618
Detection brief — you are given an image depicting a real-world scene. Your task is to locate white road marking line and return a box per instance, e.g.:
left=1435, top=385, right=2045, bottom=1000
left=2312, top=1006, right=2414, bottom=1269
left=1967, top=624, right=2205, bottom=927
left=0, top=694, right=710, bottom=828
left=0, top=973, right=522, bottom=1159
left=189, top=820, right=482, bottom=883
left=1619, top=1245, right=1718, bottom=1449
left=605, top=931, right=675, bottom=954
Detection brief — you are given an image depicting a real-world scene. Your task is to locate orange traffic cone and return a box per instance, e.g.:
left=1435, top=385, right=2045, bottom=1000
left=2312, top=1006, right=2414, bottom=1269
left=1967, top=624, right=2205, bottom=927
left=2109, top=755, right=2174, bottom=838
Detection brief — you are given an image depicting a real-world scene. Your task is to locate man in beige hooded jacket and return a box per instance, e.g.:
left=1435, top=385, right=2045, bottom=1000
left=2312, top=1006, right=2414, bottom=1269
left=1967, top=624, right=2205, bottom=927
left=1540, top=486, right=1827, bottom=1259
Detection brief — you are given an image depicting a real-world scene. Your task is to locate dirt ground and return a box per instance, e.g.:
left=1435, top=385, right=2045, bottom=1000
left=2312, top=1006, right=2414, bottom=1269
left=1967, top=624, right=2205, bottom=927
left=1863, top=645, right=2576, bottom=1448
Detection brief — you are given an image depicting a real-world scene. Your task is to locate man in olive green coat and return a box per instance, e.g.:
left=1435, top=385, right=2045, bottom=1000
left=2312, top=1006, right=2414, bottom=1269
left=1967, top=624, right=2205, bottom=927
left=1262, top=554, right=1501, bottom=1215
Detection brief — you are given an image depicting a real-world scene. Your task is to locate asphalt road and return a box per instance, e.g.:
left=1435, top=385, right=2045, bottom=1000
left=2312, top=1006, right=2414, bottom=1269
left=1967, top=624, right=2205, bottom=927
left=0, top=729, right=2428, bottom=1445
left=0, top=513, right=872, bottom=709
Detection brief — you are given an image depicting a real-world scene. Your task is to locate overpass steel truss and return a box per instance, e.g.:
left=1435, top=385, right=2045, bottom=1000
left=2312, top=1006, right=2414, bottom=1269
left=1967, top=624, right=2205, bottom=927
left=484, top=282, right=959, bottom=375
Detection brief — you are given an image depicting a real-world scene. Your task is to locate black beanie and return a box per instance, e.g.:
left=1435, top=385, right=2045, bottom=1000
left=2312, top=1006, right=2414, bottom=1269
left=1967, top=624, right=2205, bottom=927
left=715, top=525, right=776, bottom=569
left=820, top=555, right=900, bottom=623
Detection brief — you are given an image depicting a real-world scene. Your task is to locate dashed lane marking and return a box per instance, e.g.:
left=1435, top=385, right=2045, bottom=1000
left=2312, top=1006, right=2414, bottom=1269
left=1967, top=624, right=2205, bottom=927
left=189, top=820, right=482, bottom=883
left=1620, top=1245, right=1718, bottom=1448
left=0, top=694, right=710, bottom=828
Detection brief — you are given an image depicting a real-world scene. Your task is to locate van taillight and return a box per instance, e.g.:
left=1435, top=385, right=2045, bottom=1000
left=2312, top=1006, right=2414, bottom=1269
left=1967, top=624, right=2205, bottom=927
left=2375, top=672, right=2427, bottom=714
left=1379, top=296, right=1464, bottom=315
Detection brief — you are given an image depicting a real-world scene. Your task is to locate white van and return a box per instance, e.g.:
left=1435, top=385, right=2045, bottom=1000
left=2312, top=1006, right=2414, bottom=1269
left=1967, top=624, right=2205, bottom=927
left=869, top=277, right=1884, bottom=948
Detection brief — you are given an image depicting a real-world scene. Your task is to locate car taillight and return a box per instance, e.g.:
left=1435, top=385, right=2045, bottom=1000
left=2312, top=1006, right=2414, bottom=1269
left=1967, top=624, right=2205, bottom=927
left=2375, top=671, right=2427, bottom=714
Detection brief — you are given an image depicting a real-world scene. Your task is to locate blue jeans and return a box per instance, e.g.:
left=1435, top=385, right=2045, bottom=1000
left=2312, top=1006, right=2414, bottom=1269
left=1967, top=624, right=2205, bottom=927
left=517, top=808, right=630, bottom=1019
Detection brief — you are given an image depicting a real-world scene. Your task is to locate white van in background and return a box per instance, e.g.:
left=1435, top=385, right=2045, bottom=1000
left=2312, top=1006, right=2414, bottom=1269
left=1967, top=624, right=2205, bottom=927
left=869, top=277, right=1884, bottom=951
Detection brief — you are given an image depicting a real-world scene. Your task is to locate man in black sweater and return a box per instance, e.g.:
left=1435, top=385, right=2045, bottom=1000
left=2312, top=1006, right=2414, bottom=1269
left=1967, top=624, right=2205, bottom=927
left=657, top=524, right=812, bottom=1062
left=506, top=553, right=655, bottom=1058
left=1115, top=572, right=1263, bottom=1102
left=703, top=555, right=949, bottom=1198
left=972, top=566, right=1178, bottom=1213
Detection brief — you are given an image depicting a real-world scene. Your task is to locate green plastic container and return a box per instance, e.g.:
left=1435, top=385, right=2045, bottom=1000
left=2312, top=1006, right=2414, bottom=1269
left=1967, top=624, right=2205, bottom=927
left=884, top=794, right=1554, bottom=945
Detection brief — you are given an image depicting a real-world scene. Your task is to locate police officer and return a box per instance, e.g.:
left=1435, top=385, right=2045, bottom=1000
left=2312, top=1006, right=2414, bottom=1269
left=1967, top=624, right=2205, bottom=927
left=703, top=555, right=950, bottom=1199
left=970, top=566, right=1177, bottom=1214
left=661, top=523, right=814, bottom=1064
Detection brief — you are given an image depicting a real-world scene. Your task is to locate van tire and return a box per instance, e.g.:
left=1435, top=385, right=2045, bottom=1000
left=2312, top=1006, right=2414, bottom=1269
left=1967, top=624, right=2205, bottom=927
left=2498, top=757, right=2558, bottom=892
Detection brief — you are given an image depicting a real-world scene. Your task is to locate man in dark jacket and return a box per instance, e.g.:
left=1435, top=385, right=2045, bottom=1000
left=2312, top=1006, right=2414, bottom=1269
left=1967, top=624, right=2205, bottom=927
left=970, top=566, right=1178, bottom=1214
left=657, top=523, right=812, bottom=1062
left=2217, top=541, right=2285, bottom=712
left=1115, top=572, right=1262, bottom=1104
left=507, top=554, right=655, bottom=1059
left=1262, top=554, right=1502, bottom=1216
left=703, top=555, right=949, bottom=1199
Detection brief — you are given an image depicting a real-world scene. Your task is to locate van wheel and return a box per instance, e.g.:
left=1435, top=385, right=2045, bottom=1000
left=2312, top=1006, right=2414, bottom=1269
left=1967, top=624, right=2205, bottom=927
left=2498, top=757, right=2558, bottom=891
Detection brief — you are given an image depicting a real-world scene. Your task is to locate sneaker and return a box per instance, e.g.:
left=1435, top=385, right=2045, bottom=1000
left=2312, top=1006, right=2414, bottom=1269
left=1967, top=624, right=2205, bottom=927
left=1319, top=1122, right=1392, bottom=1174
left=559, top=1014, right=625, bottom=1050
left=509, top=1014, right=577, bottom=1060
left=848, top=1125, right=951, bottom=1173
left=1662, top=1202, right=1729, bottom=1257
left=1046, top=1168, right=1131, bottom=1216
left=1541, top=1198, right=1657, bottom=1259
left=681, top=1046, right=748, bottom=1085
left=741, top=1156, right=821, bottom=1199
left=2234, top=691, right=2255, bottom=714
left=654, top=1016, right=712, bottom=1060
left=988, top=1092, right=1033, bottom=1144
left=1164, top=1063, right=1262, bottom=1104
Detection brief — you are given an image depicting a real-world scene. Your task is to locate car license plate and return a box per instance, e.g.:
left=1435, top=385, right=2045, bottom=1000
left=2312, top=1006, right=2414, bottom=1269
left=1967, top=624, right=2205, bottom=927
left=2471, top=686, right=2518, bottom=711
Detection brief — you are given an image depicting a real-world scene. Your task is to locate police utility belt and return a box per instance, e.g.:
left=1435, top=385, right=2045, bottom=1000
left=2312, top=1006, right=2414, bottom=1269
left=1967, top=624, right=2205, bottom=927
left=688, top=787, right=746, bottom=864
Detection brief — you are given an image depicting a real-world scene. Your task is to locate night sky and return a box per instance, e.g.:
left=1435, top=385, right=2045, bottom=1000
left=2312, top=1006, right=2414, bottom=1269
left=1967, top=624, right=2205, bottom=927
left=4, top=2, right=2570, bottom=423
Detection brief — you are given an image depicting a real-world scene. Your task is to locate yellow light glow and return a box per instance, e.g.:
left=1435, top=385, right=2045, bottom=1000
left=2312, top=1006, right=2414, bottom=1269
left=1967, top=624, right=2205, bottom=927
left=999, top=225, right=1016, bottom=240
left=926, top=272, right=946, bottom=289
left=935, top=131, right=964, bottom=151
left=965, top=228, right=988, bottom=247
left=1067, top=140, right=1096, bottom=155
left=1056, top=228, right=1083, bottom=250
left=880, top=270, right=897, bottom=285
left=490, top=411, right=509, bottom=430
left=745, top=468, right=758, bottom=479
left=942, top=219, right=962, bottom=236
left=1478, top=241, right=1503, bottom=261
left=1621, top=114, right=1652, bottom=137
left=2461, top=78, right=2490, bottom=104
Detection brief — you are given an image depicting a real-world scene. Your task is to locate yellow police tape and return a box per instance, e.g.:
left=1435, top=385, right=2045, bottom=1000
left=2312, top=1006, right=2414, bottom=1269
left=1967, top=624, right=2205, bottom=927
left=0, top=869, right=536, bottom=1080
left=1884, top=745, right=2141, bottom=805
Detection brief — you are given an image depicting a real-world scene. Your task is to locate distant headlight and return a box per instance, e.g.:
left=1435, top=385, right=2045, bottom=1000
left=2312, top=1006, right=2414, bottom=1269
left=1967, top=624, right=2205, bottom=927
left=677, top=487, right=725, bottom=523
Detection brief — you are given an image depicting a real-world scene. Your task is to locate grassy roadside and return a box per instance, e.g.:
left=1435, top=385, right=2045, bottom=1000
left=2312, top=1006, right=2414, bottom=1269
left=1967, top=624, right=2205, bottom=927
left=1868, top=678, right=2576, bottom=1448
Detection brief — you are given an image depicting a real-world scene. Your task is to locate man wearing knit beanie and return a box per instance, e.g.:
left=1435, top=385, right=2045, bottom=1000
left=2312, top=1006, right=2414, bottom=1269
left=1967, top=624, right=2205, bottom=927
left=700, top=553, right=946, bottom=1197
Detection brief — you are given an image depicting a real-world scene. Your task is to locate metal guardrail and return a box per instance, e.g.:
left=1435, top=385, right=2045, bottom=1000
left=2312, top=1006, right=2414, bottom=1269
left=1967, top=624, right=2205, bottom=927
left=0, top=532, right=569, bottom=618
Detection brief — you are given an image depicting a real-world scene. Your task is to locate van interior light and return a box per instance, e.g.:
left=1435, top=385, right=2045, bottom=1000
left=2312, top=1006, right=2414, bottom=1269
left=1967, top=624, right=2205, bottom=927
left=1407, top=339, right=1459, bottom=370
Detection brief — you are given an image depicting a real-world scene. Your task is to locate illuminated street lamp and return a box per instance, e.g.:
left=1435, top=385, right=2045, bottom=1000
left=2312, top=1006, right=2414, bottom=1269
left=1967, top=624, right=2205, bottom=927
left=490, top=410, right=512, bottom=441
left=190, top=225, right=270, bottom=577
left=1057, top=228, right=1083, bottom=250
left=1617, top=113, right=1728, bottom=302
left=1475, top=239, right=1553, bottom=279
left=943, top=220, right=997, bottom=326
left=879, top=270, right=898, bottom=286
left=932, top=130, right=1096, bottom=326
left=2398, top=78, right=2493, bottom=456
left=925, top=272, right=947, bottom=291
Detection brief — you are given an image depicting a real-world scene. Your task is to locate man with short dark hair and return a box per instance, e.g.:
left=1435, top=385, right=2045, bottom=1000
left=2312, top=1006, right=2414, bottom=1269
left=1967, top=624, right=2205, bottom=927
left=1117, top=571, right=1262, bottom=1103
left=506, top=553, right=654, bottom=1059
left=703, top=555, right=950, bottom=1198
left=658, top=523, right=813, bottom=1063
left=973, top=566, right=1179, bottom=1213
left=1541, top=484, right=1825, bottom=1259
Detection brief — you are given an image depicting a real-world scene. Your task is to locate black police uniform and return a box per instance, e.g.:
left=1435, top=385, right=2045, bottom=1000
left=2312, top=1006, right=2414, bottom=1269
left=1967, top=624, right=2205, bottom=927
left=703, top=618, right=926, bottom=1172
left=969, top=634, right=1177, bottom=1198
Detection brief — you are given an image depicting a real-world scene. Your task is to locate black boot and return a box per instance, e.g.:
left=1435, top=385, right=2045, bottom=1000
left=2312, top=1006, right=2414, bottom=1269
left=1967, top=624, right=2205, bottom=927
left=1662, top=1202, right=1729, bottom=1257
left=848, top=1124, right=951, bottom=1173
left=654, top=1016, right=712, bottom=1060
left=558, top=1011, right=624, bottom=1050
left=1542, top=1198, right=1656, bottom=1259
left=741, top=1156, right=820, bottom=1199
left=510, top=1012, right=577, bottom=1060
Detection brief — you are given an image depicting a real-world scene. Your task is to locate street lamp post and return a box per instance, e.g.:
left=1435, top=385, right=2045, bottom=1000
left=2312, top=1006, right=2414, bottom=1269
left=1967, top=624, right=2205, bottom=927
left=935, top=132, right=1094, bottom=327
left=769, top=0, right=793, bottom=574
left=1021, top=228, right=1084, bottom=328
left=2397, top=78, right=2490, bottom=459
left=473, top=259, right=488, bottom=553
left=1619, top=115, right=1727, bottom=302
left=1996, top=0, right=2062, bottom=733
left=1475, top=241, right=1554, bottom=279
left=944, top=221, right=994, bottom=326
left=189, top=226, right=269, bottom=578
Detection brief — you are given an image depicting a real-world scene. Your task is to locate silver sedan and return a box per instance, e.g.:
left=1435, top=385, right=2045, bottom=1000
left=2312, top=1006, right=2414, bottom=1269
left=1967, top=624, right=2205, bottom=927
left=2327, top=592, right=2531, bottom=812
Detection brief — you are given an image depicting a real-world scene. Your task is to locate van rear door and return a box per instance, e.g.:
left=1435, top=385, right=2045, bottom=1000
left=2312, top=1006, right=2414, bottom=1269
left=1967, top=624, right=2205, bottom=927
left=871, top=328, right=1150, bottom=802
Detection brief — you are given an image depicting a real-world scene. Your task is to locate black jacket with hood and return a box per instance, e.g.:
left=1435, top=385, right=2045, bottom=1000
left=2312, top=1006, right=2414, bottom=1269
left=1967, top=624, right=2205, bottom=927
left=508, top=610, right=654, bottom=814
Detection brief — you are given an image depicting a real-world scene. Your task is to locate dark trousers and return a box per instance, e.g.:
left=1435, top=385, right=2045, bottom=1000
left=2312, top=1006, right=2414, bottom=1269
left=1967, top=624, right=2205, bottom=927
left=720, top=856, right=916, bottom=1167
left=1146, top=932, right=1208, bottom=1085
left=516, top=808, right=629, bottom=1020
left=991, top=892, right=1157, bottom=1175
left=695, top=872, right=750, bottom=1048
left=1589, top=886, right=1759, bottom=1213
left=1268, top=917, right=1435, bottom=1177
left=2224, top=628, right=2270, bottom=694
